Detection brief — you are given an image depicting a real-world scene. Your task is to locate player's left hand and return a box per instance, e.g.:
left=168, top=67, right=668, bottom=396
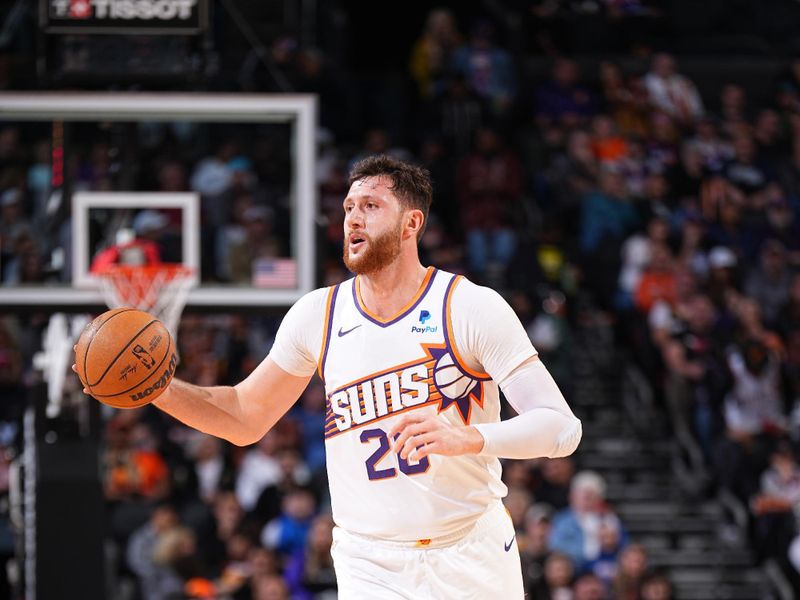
left=389, top=413, right=485, bottom=460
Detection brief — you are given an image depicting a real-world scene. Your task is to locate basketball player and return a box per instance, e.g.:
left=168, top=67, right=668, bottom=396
left=86, top=156, right=582, bottom=598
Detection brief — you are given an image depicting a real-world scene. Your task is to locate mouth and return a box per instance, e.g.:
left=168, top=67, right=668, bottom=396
left=348, top=233, right=367, bottom=252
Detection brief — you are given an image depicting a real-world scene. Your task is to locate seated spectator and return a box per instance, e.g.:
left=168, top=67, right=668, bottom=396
left=640, top=572, right=674, bottom=600
left=532, top=552, right=575, bottom=600
left=520, top=504, right=554, bottom=594
left=456, top=127, right=523, bottom=281
left=685, top=116, right=734, bottom=172
left=150, top=526, right=207, bottom=600
left=549, top=471, right=627, bottom=573
left=744, top=239, right=793, bottom=328
left=451, top=20, right=516, bottom=116
left=534, top=457, right=576, bottom=511
left=643, top=53, right=704, bottom=124
left=252, top=574, right=291, bottom=600
left=718, top=84, right=751, bottom=136
left=573, top=573, right=608, bottom=600
left=598, top=521, right=629, bottom=583
left=236, top=432, right=283, bottom=512
left=285, top=513, right=337, bottom=599
left=717, top=338, right=786, bottom=502
left=104, top=415, right=171, bottom=542
left=723, top=134, right=774, bottom=198
left=759, top=194, right=800, bottom=268
left=126, top=504, right=181, bottom=600
left=634, top=243, right=677, bottom=315
left=618, top=213, right=671, bottom=311
left=662, top=293, right=730, bottom=459
left=408, top=9, right=462, bottom=99
left=260, top=487, right=317, bottom=558
left=536, top=58, right=597, bottom=128
left=751, top=440, right=800, bottom=561
left=598, top=61, right=649, bottom=138
left=613, top=543, right=649, bottom=600
left=590, top=115, right=628, bottom=165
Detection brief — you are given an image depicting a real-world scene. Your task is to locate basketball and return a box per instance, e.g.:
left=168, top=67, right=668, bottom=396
left=74, top=308, right=178, bottom=409
left=433, top=353, right=478, bottom=400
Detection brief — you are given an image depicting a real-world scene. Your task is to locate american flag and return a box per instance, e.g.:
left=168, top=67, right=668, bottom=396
left=252, top=258, right=297, bottom=288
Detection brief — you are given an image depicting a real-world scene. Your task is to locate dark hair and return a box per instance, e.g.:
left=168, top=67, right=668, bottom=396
left=348, top=155, right=433, bottom=241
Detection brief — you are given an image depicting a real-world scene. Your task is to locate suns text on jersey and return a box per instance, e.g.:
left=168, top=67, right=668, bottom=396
left=325, top=356, right=442, bottom=439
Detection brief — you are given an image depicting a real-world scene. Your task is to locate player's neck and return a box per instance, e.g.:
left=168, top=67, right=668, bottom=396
left=357, top=256, right=428, bottom=320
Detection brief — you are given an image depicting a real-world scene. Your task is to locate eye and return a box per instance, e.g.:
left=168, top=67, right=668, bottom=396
left=367, top=202, right=377, bottom=209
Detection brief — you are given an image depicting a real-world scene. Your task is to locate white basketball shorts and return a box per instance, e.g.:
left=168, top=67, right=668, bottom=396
left=330, top=501, right=524, bottom=599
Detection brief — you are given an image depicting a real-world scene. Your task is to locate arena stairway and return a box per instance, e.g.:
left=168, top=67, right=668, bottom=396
left=566, top=307, right=779, bottom=600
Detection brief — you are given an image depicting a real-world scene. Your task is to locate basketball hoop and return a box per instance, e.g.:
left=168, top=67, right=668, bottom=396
left=97, top=264, right=194, bottom=337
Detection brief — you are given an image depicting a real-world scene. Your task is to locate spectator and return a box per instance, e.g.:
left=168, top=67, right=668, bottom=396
left=451, top=20, right=517, bottom=116
left=643, top=53, right=704, bottom=124
left=640, top=572, right=674, bottom=600
left=618, top=212, right=671, bottom=310
left=612, top=543, right=649, bottom=600
left=549, top=471, right=627, bottom=573
left=456, top=127, right=524, bottom=280
left=252, top=574, right=291, bottom=600
left=284, top=513, right=337, bottom=599
left=634, top=243, right=678, bottom=314
left=579, top=168, right=639, bottom=308
left=760, top=194, right=800, bottom=267
left=535, top=457, right=576, bottom=511
left=536, top=58, right=597, bottom=128
left=717, top=338, right=786, bottom=502
left=718, top=84, right=750, bottom=135
left=573, top=573, right=607, bottom=600
left=126, top=504, right=180, bottom=600
left=532, top=552, right=575, bottom=600
left=520, top=504, right=554, bottom=594
left=744, top=239, right=793, bottom=327
left=598, top=61, right=649, bottom=137
left=685, top=116, right=734, bottom=172
left=409, top=9, right=462, bottom=99
left=236, top=432, right=283, bottom=512
left=260, top=487, right=317, bottom=558
left=751, top=440, right=800, bottom=561
left=662, top=293, right=730, bottom=459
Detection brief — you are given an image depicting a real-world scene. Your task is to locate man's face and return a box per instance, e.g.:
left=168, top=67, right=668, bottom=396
left=342, top=176, right=405, bottom=274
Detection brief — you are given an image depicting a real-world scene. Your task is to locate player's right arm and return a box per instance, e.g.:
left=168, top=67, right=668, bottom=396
left=150, top=287, right=329, bottom=446
left=153, top=360, right=311, bottom=447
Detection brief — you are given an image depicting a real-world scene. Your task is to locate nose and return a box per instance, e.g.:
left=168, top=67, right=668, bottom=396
left=345, top=207, right=364, bottom=229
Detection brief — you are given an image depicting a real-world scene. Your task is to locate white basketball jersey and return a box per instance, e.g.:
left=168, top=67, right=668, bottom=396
left=319, top=267, right=507, bottom=541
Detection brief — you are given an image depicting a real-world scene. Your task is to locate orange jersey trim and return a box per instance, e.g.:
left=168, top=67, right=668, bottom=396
left=316, top=285, right=338, bottom=380
left=355, top=266, right=435, bottom=325
left=445, top=276, right=490, bottom=380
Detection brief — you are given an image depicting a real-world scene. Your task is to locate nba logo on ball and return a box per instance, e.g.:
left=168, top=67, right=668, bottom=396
left=433, top=353, right=478, bottom=400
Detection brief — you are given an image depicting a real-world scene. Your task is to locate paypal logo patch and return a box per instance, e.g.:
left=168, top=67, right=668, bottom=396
left=412, top=310, right=436, bottom=333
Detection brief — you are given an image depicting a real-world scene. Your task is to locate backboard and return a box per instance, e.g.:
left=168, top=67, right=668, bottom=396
left=0, top=92, right=317, bottom=310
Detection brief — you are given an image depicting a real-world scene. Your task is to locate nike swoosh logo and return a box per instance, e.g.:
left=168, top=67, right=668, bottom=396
left=504, top=534, right=516, bottom=552
left=337, top=325, right=362, bottom=337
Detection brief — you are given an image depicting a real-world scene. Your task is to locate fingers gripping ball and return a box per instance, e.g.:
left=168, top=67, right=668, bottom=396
left=74, top=308, right=178, bottom=409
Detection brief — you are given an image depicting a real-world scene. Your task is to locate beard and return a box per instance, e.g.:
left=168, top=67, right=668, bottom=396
left=342, top=220, right=403, bottom=274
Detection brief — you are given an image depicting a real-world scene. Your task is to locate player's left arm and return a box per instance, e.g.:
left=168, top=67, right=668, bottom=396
left=391, top=282, right=582, bottom=461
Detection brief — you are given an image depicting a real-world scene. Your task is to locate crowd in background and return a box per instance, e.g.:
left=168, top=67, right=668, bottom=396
left=0, top=1, right=799, bottom=598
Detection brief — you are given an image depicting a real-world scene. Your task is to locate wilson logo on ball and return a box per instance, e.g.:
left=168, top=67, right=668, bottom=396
left=129, top=352, right=178, bottom=402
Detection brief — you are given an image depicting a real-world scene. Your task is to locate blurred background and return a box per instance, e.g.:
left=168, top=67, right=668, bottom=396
left=2, top=0, right=800, bottom=599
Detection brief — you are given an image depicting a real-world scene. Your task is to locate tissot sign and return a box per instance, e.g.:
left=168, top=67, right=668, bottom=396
left=42, top=0, right=208, bottom=34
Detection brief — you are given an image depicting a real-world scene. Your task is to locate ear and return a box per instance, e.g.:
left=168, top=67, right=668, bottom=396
left=403, top=209, right=424, bottom=241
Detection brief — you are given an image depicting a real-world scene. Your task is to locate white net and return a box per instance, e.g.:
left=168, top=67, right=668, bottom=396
left=97, top=264, right=194, bottom=337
